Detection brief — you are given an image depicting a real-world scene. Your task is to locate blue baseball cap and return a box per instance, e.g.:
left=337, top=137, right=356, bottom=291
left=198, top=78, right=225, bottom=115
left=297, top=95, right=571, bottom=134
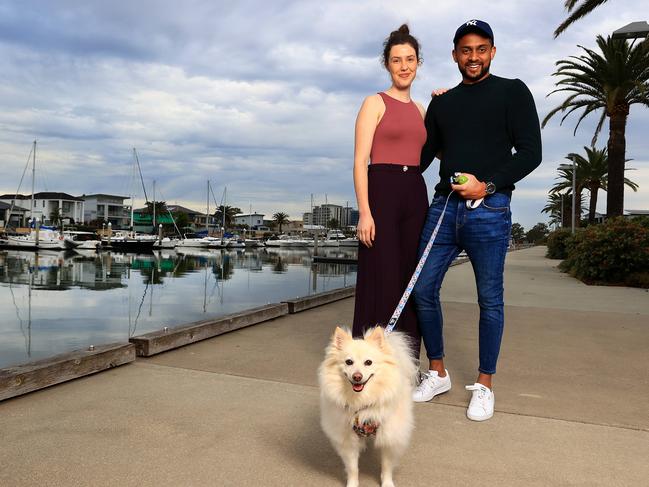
left=453, top=19, right=494, bottom=45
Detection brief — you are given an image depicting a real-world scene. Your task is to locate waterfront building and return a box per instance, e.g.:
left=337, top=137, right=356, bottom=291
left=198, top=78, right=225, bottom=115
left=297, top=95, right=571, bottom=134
left=234, top=212, right=265, bottom=229
left=283, top=220, right=304, bottom=233
left=0, top=192, right=84, bottom=225
left=167, top=204, right=218, bottom=233
left=167, top=204, right=203, bottom=224
left=312, top=204, right=343, bottom=227
left=132, top=208, right=176, bottom=233
left=0, top=201, right=29, bottom=228
left=82, top=194, right=129, bottom=227
left=303, top=212, right=313, bottom=225
left=341, top=206, right=359, bottom=228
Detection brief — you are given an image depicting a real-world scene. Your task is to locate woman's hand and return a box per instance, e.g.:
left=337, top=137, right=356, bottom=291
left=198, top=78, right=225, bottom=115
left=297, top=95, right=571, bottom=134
left=357, top=213, right=375, bottom=248
left=431, top=87, right=449, bottom=97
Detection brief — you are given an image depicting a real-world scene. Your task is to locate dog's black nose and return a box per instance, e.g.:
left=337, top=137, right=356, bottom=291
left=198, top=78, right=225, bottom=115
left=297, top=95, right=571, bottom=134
left=352, top=372, right=363, bottom=382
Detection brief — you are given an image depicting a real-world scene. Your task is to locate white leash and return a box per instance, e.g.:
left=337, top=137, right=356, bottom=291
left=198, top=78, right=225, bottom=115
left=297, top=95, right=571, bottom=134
left=384, top=191, right=454, bottom=334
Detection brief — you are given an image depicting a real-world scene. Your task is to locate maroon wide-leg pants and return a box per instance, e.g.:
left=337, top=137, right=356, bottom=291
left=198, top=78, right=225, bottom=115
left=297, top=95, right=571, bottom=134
left=352, top=164, right=428, bottom=357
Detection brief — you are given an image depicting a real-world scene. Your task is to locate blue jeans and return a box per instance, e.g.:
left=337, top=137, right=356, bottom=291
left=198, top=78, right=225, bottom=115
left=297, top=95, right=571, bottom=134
left=413, top=192, right=512, bottom=374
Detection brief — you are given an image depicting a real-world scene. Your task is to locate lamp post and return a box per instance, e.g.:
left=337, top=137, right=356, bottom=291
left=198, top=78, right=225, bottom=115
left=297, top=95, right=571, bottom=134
left=559, top=157, right=577, bottom=234
left=611, top=21, right=649, bottom=41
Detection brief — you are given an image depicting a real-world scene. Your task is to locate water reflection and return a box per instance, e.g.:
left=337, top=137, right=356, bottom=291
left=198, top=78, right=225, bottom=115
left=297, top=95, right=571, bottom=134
left=0, top=247, right=357, bottom=368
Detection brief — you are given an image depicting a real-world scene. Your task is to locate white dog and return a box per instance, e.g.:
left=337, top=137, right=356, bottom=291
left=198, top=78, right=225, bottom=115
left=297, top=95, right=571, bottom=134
left=318, top=326, right=418, bottom=487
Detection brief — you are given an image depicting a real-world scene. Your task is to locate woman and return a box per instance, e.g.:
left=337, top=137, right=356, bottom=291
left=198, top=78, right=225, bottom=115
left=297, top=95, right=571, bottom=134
left=352, top=24, right=428, bottom=356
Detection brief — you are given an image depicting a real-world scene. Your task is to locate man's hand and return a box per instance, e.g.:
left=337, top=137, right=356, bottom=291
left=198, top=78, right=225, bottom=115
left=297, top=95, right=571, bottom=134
left=431, top=88, right=449, bottom=97
left=450, top=173, right=487, bottom=199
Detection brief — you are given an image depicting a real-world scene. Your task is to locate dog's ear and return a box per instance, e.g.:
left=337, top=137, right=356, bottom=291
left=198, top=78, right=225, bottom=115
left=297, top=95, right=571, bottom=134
left=333, top=327, right=351, bottom=350
left=366, top=327, right=386, bottom=349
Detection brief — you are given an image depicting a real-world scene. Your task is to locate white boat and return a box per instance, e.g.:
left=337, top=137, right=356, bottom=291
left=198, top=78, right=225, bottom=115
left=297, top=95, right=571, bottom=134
left=265, top=235, right=310, bottom=247
left=7, top=227, right=79, bottom=250
left=320, top=230, right=345, bottom=247
left=175, top=236, right=211, bottom=248
left=244, top=238, right=264, bottom=247
left=64, top=231, right=102, bottom=251
left=339, top=237, right=359, bottom=247
left=152, top=237, right=178, bottom=249
left=225, top=236, right=246, bottom=248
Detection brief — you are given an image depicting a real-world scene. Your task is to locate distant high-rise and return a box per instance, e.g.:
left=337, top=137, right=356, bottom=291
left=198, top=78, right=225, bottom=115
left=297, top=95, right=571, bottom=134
left=312, top=204, right=342, bottom=227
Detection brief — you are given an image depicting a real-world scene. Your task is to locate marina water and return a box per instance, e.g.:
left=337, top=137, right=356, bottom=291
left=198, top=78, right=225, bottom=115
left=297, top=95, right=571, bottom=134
left=0, top=247, right=357, bottom=369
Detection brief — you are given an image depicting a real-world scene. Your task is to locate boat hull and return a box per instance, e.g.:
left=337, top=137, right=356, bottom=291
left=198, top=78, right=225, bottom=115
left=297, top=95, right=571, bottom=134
left=102, top=239, right=156, bottom=253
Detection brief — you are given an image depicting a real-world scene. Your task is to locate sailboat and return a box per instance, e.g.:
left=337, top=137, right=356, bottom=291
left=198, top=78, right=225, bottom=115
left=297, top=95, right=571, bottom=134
left=102, top=148, right=156, bottom=253
left=5, top=141, right=79, bottom=250
left=176, top=180, right=223, bottom=248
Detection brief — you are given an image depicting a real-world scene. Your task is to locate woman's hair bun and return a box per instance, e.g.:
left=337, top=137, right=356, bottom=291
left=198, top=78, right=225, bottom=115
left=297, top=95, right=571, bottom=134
left=396, top=24, right=409, bottom=36
left=382, top=23, right=421, bottom=68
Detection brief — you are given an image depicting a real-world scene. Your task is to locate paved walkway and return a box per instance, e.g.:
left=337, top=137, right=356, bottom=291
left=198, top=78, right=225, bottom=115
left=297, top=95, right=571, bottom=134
left=1, top=246, right=647, bottom=486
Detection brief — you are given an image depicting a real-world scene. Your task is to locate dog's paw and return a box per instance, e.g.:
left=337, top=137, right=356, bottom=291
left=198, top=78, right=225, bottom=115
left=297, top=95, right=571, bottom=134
left=381, top=481, right=395, bottom=487
left=346, top=481, right=359, bottom=487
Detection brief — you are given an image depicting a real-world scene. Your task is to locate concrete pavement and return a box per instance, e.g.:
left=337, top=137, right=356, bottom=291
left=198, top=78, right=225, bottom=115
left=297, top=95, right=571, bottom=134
left=1, top=246, right=648, bottom=486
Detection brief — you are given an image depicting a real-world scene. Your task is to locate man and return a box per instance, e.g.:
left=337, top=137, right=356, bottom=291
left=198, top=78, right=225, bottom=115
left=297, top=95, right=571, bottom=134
left=412, top=20, right=542, bottom=421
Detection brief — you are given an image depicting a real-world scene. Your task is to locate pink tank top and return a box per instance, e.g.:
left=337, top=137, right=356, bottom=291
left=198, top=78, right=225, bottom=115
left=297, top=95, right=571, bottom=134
left=370, top=92, right=426, bottom=166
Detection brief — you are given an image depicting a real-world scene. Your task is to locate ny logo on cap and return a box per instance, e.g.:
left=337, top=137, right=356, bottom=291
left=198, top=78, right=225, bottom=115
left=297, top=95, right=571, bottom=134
left=466, top=20, right=478, bottom=26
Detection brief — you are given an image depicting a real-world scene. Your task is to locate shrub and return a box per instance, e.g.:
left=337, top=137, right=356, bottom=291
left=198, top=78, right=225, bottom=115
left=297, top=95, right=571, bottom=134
left=560, top=217, right=649, bottom=287
left=546, top=228, right=575, bottom=259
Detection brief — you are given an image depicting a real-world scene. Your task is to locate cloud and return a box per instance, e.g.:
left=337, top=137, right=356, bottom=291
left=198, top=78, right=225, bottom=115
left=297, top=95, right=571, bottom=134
left=0, top=0, right=647, bottom=230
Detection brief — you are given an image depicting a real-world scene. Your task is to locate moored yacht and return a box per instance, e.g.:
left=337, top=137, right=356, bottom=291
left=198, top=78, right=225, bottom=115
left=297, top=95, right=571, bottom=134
left=265, top=234, right=310, bottom=247
left=7, top=227, right=79, bottom=250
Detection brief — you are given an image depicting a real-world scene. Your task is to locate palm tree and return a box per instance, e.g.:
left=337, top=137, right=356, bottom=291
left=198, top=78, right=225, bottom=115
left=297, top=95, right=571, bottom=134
left=214, top=205, right=241, bottom=229
left=552, top=147, right=638, bottom=223
left=542, top=35, right=649, bottom=217
left=542, top=192, right=566, bottom=228
left=49, top=207, right=61, bottom=226
left=273, top=212, right=290, bottom=233
left=554, top=0, right=611, bottom=37
left=542, top=191, right=583, bottom=228
left=145, top=200, right=168, bottom=226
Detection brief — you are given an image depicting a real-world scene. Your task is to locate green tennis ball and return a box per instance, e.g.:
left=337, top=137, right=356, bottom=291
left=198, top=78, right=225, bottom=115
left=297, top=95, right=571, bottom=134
left=455, top=175, right=469, bottom=185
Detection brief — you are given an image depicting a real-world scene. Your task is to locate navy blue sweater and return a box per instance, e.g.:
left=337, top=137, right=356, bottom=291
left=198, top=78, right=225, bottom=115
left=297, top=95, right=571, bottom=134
left=421, top=74, right=542, bottom=196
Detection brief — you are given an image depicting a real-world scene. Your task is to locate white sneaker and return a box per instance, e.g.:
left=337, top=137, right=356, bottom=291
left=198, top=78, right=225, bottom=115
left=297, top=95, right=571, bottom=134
left=412, top=369, right=451, bottom=402
left=465, top=383, right=494, bottom=421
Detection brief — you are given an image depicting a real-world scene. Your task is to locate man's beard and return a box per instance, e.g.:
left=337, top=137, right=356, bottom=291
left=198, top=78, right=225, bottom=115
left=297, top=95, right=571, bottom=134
left=459, top=62, right=490, bottom=82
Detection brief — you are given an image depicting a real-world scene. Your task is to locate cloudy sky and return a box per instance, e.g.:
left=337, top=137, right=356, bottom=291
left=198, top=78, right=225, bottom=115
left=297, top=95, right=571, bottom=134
left=0, top=0, right=647, bottom=229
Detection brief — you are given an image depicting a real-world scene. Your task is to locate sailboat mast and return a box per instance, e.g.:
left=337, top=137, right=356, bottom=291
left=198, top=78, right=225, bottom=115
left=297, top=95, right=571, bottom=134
left=206, top=180, right=210, bottom=234
left=133, top=148, right=149, bottom=203
left=152, top=179, right=156, bottom=230
left=31, top=140, right=36, bottom=221
left=223, top=186, right=227, bottom=231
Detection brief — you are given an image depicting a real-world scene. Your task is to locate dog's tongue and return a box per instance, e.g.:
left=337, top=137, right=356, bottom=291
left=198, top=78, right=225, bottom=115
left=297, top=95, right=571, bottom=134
left=353, top=383, right=364, bottom=392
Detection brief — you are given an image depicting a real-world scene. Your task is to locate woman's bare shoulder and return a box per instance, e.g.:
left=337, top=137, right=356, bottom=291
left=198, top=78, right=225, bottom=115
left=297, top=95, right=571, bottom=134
left=360, top=93, right=384, bottom=109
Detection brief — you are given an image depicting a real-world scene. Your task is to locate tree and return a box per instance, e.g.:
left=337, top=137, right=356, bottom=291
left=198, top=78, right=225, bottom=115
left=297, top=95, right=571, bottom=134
left=49, top=207, right=61, bottom=226
left=526, top=223, right=550, bottom=244
left=173, top=211, right=190, bottom=230
left=214, top=205, right=241, bottom=229
left=542, top=35, right=649, bottom=217
left=510, top=223, right=526, bottom=243
left=551, top=147, right=638, bottom=224
left=554, top=0, right=611, bottom=37
left=542, top=192, right=574, bottom=228
left=327, top=218, right=340, bottom=229
left=273, top=212, right=290, bottom=233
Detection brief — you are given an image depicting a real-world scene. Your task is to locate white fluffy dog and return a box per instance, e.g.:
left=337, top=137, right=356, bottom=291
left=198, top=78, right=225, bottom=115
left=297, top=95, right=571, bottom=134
left=318, top=326, right=417, bottom=487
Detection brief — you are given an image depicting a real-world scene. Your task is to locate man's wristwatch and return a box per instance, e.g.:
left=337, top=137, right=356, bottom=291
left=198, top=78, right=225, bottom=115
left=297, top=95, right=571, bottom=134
left=484, top=182, right=496, bottom=196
